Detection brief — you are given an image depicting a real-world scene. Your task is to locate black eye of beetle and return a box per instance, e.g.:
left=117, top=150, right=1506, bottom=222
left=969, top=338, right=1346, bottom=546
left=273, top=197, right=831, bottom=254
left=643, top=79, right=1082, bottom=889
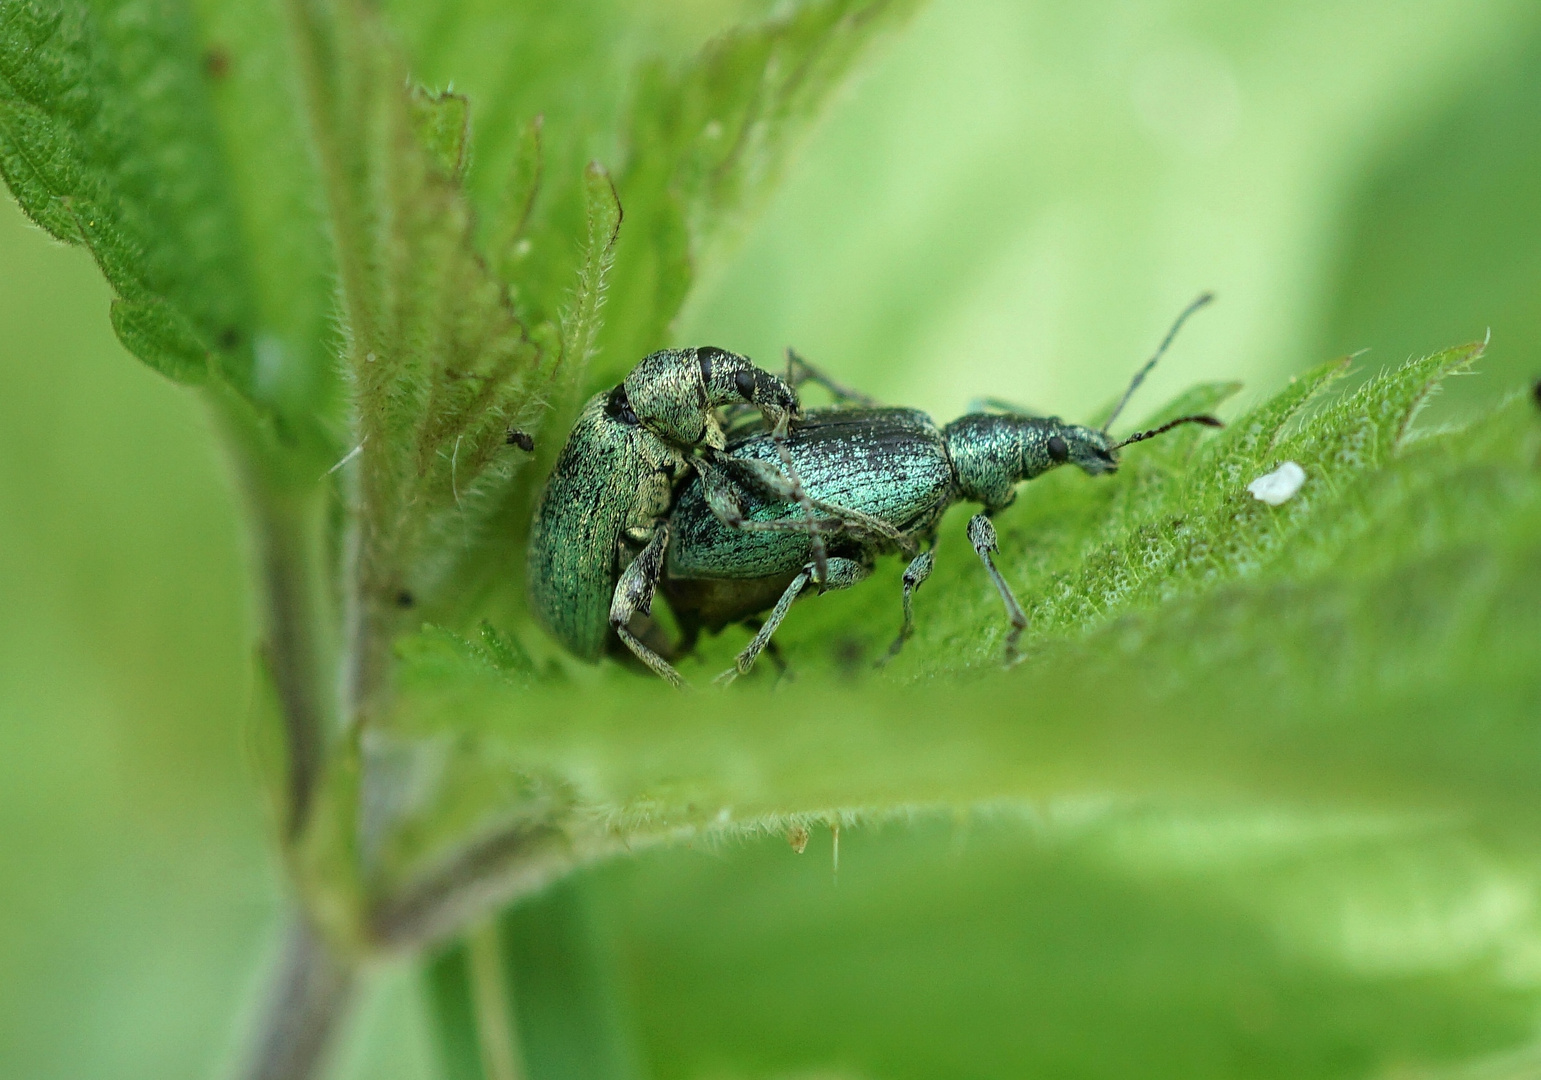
left=604, top=384, right=639, bottom=426
left=733, top=369, right=757, bottom=401
left=1047, top=434, right=1069, bottom=463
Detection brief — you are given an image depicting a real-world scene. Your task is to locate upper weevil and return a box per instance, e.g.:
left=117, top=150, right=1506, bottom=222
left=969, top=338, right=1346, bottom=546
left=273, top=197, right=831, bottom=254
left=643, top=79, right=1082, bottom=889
left=527, top=345, right=849, bottom=686
left=651, top=295, right=1223, bottom=684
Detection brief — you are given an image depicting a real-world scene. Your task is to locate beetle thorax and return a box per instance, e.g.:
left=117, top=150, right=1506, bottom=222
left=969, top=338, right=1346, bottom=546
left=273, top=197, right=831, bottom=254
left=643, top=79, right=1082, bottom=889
left=942, top=414, right=1035, bottom=509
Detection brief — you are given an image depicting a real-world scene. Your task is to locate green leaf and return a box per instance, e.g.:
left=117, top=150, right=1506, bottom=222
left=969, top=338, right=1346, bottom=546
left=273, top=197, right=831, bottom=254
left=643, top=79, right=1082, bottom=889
left=411, top=86, right=471, bottom=182
left=0, top=0, right=341, bottom=435
left=597, top=0, right=925, bottom=379
left=427, top=883, right=643, bottom=1080
left=487, top=114, right=543, bottom=286
left=0, top=0, right=255, bottom=393
left=559, top=160, right=623, bottom=381
left=108, top=296, right=209, bottom=383
left=342, top=345, right=1541, bottom=948
left=284, top=0, right=560, bottom=669
left=419, top=157, right=627, bottom=629
left=610, top=812, right=1541, bottom=1079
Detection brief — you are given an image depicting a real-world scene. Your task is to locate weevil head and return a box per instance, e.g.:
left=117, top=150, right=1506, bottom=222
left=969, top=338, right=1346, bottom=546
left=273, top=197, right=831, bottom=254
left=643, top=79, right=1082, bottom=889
left=945, top=412, right=1116, bottom=507
left=623, top=346, right=800, bottom=451
left=947, top=294, right=1223, bottom=508
left=1048, top=423, right=1121, bottom=476
left=1048, top=414, right=1227, bottom=476
left=694, top=345, right=799, bottom=423
left=945, top=410, right=1219, bottom=510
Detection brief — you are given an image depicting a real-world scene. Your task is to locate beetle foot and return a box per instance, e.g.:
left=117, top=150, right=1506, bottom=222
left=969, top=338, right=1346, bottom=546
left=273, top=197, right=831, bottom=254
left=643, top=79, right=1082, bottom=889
left=1002, top=636, right=1027, bottom=669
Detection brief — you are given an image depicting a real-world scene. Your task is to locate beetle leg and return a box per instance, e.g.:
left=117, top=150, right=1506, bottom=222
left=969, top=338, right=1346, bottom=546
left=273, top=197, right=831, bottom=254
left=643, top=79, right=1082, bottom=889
left=966, top=512, right=1027, bottom=665
left=714, top=557, right=868, bottom=686
left=698, top=457, right=832, bottom=534
left=717, top=455, right=908, bottom=546
left=880, top=544, right=936, bottom=664
left=766, top=412, right=832, bottom=585
left=697, top=459, right=754, bottom=526
left=785, top=348, right=880, bottom=406
left=610, top=522, right=688, bottom=688
left=740, top=619, right=792, bottom=683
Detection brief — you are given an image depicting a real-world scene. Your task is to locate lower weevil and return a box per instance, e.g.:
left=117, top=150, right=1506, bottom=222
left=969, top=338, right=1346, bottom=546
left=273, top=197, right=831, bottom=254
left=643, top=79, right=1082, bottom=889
left=649, top=295, right=1222, bottom=684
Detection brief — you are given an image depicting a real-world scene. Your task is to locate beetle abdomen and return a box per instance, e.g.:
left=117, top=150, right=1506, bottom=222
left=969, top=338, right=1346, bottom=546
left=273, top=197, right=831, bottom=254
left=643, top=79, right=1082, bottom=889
left=667, top=407, right=953, bottom=580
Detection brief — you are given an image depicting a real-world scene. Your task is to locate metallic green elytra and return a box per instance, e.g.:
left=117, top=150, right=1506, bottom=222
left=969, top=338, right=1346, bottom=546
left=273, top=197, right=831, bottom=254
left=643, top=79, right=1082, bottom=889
left=526, top=345, right=822, bottom=686
left=526, top=389, right=686, bottom=665
left=654, top=295, right=1223, bottom=684
left=664, top=402, right=1220, bottom=682
left=667, top=407, right=949, bottom=584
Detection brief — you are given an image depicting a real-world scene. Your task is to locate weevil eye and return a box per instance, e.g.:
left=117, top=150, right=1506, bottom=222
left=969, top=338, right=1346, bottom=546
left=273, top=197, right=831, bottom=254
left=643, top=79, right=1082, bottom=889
left=604, top=384, right=639, bottom=426
left=1047, top=434, right=1069, bottom=463
left=734, top=369, right=757, bottom=401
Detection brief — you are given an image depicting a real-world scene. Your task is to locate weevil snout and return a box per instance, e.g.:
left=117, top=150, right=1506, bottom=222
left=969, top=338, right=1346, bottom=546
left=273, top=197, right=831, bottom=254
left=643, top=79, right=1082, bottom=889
left=1056, top=424, right=1121, bottom=476
left=755, top=371, right=800, bottom=421
left=711, top=351, right=799, bottom=420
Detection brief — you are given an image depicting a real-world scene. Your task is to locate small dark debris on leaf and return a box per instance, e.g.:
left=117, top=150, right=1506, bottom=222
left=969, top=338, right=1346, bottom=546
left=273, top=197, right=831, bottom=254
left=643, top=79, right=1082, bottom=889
left=218, top=325, right=241, bottom=350
left=506, top=428, right=535, bottom=451
left=204, top=47, right=231, bottom=80
left=1531, top=377, right=1541, bottom=410
left=396, top=590, right=415, bottom=609
left=833, top=637, right=865, bottom=679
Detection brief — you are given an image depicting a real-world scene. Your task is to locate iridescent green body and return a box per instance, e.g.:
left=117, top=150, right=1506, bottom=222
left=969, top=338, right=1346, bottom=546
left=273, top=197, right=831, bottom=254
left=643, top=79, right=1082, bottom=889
left=525, top=345, right=815, bottom=684
left=663, top=406, right=1119, bottom=636
left=624, top=345, right=798, bottom=450
left=528, top=297, right=1220, bottom=685
left=666, top=409, right=946, bottom=607
left=526, top=390, right=686, bottom=661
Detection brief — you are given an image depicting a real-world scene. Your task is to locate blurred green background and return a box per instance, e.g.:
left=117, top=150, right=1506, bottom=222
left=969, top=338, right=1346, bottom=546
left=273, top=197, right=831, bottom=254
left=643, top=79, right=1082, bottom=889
left=3, top=1, right=1541, bottom=1077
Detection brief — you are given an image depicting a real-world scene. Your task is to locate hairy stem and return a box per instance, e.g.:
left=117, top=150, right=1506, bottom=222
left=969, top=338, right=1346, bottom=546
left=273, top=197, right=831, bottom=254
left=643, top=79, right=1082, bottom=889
left=370, top=823, right=570, bottom=950
left=238, top=914, right=359, bottom=1080
left=283, top=0, right=399, bottom=726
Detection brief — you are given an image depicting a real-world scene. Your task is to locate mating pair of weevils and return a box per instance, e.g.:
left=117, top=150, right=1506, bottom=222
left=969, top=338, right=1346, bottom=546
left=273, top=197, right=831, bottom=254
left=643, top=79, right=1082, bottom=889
left=527, top=296, right=1222, bottom=687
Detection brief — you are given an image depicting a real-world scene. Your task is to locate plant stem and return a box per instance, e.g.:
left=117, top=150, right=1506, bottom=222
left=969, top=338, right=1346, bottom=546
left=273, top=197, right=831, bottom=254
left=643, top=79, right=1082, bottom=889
left=468, top=919, right=525, bottom=1080
left=283, top=0, right=403, bottom=730
left=370, top=822, right=570, bottom=950
left=255, top=484, right=332, bottom=837
left=213, top=398, right=352, bottom=1078
left=238, top=914, right=359, bottom=1080
left=213, top=394, right=334, bottom=837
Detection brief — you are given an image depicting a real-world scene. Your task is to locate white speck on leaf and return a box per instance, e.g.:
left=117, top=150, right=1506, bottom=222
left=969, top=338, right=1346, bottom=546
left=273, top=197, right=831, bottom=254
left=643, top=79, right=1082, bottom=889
left=1248, top=461, right=1306, bottom=505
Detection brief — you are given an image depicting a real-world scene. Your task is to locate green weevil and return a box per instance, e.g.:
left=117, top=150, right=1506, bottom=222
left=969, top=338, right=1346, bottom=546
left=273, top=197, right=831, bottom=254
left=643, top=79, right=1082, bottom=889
left=526, top=345, right=868, bottom=685
left=650, top=295, right=1222, bottom=684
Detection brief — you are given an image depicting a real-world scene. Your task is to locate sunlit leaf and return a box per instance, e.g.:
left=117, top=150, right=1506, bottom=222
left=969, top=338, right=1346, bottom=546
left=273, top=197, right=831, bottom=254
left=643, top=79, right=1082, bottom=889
left=362, top=346, right=1541, bottom=953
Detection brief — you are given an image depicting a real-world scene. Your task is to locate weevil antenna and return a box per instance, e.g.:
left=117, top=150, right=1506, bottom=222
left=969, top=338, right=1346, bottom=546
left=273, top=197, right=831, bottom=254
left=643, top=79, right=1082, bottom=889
left=1104, top=292, right=1215, bottom=431
left=1113, top=413, right=1224, bottom=450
